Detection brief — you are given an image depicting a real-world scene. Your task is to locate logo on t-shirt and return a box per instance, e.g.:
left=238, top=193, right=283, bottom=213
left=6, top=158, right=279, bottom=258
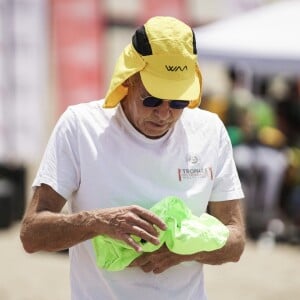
left=178, top=153, right=213, bottom=182
left=178, top=167, right=213, bottom=182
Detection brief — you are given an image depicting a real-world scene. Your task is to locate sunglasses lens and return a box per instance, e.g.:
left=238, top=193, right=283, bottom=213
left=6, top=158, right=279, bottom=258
left=169, top=100, right=189, bottom=109
left=142, top=97, right=189, bottom=109
left=142, top=97, right=163, bottom=107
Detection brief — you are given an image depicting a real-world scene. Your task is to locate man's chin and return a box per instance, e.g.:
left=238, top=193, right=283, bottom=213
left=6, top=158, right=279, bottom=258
left=143, top=129, right=169, bottom=139
left=137, top=122, right=171, bottom=139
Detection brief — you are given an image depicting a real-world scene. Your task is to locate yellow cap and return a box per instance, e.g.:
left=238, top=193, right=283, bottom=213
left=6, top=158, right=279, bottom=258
left=103, top=16, right=202, bottom=109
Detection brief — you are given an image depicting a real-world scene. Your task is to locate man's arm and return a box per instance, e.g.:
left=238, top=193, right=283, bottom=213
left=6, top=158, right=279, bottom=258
left=20, top=184, right=167, bottom=253
left=130, top=199, right=246, bottom=273
left=195, top=199, right=246, bottom=264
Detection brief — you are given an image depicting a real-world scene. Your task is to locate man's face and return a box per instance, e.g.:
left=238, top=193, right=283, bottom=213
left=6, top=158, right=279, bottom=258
left=121, top=75, right=185, bottom=139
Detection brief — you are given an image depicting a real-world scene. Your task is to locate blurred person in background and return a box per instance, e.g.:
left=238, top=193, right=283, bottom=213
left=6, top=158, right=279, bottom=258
left=20, top=16, right=245, bottom=300
left=273, top=77, right=300, bottom=242
left=214, top=69, right=290, bottom=239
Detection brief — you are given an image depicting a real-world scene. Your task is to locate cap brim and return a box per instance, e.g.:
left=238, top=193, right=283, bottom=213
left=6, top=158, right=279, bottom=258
left=140, top=69, right=200, bottom=101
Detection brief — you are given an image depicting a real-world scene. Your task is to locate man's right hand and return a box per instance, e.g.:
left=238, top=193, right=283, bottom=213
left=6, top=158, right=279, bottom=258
left=93, top=205, right=167, bottom=252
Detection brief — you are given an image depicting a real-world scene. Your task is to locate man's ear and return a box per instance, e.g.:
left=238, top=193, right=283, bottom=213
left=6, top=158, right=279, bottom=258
left=123, top=78, right=131, bottom=88
left=123, top=73, right=139, bottom=88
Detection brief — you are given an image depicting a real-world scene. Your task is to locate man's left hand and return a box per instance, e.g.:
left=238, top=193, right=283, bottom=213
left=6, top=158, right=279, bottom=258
left=129, top=244, right=192, bottom=274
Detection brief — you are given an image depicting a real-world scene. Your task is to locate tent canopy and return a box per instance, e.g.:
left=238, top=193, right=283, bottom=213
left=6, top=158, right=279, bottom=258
left=194, top=0, right=300, bottom=75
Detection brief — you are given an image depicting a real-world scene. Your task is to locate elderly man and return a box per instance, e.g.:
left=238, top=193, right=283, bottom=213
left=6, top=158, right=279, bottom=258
left=20, top=16, right=245, bottom=300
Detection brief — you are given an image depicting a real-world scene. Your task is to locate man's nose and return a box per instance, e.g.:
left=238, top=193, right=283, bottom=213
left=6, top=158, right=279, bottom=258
left=154, top=101, right=171, bottom=120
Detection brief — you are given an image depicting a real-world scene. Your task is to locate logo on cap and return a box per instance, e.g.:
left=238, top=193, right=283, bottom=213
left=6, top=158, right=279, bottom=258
left=165, top=65, right=188, bottom=72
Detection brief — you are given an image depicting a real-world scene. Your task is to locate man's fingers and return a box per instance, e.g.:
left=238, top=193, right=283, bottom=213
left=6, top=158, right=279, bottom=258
left=123, top=234, right=143, bottom=253
left=130, top=247, right=181, bottom=273
left=132, top=206, right=167, bottom=231
left=130, top=217, right=161, bottom=237
left=131, top=225, right=161, bottom=245
left=102, top=205, right=167, bottom=249
left=115, top=214, right=161, bottom=245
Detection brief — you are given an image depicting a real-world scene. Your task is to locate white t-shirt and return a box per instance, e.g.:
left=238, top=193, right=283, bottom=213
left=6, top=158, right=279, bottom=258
left=33, top=100, right=244, bottom=300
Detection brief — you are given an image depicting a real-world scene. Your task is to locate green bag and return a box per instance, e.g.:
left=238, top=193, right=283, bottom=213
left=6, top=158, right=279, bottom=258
left=92, top=196, right=229, bottom=271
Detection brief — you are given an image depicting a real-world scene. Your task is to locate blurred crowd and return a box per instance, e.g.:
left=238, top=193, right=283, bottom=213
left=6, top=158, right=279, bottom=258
left=201, top=67, right=300, bottom=245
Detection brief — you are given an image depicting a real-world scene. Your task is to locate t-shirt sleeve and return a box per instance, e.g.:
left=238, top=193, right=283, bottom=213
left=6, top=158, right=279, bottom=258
left=210, top=117, right=244, bottom=202
left=32, top=107, right=81, bottom=200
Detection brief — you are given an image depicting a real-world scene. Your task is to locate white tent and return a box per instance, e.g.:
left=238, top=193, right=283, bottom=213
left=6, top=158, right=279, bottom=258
left=194, top=0, right=300, bottom=76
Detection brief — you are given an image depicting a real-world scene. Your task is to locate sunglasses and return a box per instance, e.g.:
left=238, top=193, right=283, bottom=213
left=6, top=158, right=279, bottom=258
left=141, top=96, right=190, bottom=109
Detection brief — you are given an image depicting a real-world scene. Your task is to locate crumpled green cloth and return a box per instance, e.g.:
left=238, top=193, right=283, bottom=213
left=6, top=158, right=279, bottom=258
left=92, top=196, right=229, bottom=271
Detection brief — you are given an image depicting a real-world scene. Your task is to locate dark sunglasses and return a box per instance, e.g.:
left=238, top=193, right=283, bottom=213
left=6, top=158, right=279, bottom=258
left=141, top=96, right=189, bottom=109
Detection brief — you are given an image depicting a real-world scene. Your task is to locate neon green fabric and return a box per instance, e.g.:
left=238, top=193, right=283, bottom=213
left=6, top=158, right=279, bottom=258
left=92, top=196, right=229, bottom=271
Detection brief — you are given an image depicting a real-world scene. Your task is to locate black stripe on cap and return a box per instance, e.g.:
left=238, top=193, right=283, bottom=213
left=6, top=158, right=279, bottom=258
left=192, top=29, right=197, bottom=54
left=132, top=26, right=152, bottom=56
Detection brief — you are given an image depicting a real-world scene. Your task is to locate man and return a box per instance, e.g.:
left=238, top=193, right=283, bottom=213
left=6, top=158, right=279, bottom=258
left=20, top=16, right=245, bottom=300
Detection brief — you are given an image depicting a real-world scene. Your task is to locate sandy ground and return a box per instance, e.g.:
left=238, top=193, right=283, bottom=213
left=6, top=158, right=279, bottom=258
left=1, top=222, right=300, bottom=300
